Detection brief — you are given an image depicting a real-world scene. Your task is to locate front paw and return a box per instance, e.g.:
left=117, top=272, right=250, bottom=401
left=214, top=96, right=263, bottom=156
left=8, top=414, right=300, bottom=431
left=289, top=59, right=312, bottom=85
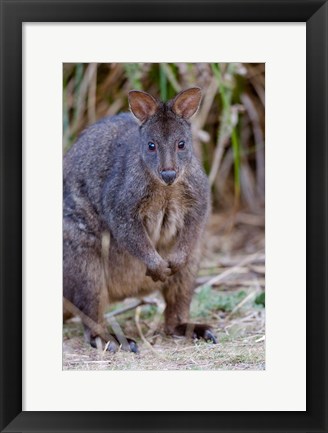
left=167, top=253, right=187, bottom=274
left=146, top=259, right=172, bottom=282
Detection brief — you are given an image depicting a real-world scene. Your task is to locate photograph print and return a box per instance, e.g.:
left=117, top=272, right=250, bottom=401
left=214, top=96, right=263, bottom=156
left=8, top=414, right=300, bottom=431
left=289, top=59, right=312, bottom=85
left=63, top=62, right=265, bottom=371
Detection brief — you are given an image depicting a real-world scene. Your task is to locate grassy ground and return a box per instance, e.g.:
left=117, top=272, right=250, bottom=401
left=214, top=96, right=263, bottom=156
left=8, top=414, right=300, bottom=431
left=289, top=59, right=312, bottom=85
left=63, top=212, right=265, bottom=371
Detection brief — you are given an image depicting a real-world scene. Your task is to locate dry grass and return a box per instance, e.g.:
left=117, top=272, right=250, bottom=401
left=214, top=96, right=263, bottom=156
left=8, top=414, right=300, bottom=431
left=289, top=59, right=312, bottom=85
left=63, top=63, right=265, bottom=211
left=63, top=332, right=265, bottom=371
left=63, top=212, right=265, bottom=371
left=63, top=302, right=265, bottom=371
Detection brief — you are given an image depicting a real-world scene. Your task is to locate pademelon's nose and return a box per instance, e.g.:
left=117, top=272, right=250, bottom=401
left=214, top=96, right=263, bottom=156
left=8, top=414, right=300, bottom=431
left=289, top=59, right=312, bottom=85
left=160, top=169, right=176, bottom=185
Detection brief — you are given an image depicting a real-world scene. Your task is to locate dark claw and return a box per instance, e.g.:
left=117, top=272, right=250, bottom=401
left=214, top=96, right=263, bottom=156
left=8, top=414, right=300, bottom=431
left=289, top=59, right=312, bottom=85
left=89, top=335, right=138, bottom=353
left=90, top=336, right=119, bottom=352
left=112, top=334, right=139, bottom=354
left=127, top=339, right=139, bottom=353
left=107, top=340, right=119, bottom=352
left=174, top=323, right=217, bottom=344
left=203, top=329, right=217, bottom=344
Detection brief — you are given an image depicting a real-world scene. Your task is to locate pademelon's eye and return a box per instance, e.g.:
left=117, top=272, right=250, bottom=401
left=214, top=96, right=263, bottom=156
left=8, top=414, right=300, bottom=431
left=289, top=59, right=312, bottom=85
left=148, top=142, right=156, bottom=151
left=178, top=140, right=185, bottom=150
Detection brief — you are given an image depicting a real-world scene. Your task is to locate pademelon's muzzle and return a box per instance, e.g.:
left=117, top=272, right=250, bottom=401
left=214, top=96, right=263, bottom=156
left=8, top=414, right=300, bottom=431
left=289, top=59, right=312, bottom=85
left=160, top=169, right=176, bottom=185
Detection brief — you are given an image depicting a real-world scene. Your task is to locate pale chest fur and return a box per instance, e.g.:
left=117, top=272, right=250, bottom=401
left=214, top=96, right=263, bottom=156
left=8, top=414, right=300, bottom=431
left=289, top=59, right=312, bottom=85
left=139, top=186, right=188, bottom=250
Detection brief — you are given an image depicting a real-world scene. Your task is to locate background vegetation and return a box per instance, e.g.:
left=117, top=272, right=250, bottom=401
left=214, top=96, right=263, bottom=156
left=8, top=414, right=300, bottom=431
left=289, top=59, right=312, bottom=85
left=63, top=63, right=265, bottom=212
left=63, top=63, right=265, bottom=370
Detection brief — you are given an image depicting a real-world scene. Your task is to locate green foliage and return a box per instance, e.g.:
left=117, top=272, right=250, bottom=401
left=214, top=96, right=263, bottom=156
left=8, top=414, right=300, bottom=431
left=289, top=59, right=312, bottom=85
left=254, top=292, right=265, bottom=307
left=211, top=63, right=241, bottom=202
left=159, top=64, right=167, bottom=101
left=124, top=63, right=143, bottom=90
left=63, top=62, right=265, bottom=211
left=191, top=286, right=247, bottom=318
left=140, top=304, right=158, bottom=320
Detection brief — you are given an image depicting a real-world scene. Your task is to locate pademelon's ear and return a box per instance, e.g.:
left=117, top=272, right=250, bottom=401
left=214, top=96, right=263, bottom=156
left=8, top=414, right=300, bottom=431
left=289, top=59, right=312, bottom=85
left=172, top=87, right=202, bottom=119
left=128, top=90, right=158, bottom=124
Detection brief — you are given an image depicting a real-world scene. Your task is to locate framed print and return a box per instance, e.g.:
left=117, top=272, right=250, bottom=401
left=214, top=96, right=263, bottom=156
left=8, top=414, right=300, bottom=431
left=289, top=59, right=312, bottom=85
left=0, top=0, right=327, bottom=432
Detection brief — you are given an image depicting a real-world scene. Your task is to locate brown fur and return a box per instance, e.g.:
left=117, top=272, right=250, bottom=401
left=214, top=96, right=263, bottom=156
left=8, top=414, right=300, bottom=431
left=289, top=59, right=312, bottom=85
left=63, top=88, right=217, bottom=351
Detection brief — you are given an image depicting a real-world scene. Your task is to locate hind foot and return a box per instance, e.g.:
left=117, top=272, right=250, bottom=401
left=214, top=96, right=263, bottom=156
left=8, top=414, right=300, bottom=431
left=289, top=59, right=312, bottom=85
left=89, top=334, right=138, bottom=353
left=173, top=323, right=217, bottom=344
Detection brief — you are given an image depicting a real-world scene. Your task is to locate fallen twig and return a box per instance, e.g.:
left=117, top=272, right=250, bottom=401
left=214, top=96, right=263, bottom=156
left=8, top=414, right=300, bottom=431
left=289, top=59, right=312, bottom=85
left=104, top=298, right=158, bottom=320
left=196, top=250, right=264, bottom=291
left=135, top=306, right=165, bottom=359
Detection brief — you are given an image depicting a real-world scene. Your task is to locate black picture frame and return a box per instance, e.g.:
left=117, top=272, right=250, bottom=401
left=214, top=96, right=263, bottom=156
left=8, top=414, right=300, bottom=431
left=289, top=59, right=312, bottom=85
left=1, top=1, right=327, bottom=432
